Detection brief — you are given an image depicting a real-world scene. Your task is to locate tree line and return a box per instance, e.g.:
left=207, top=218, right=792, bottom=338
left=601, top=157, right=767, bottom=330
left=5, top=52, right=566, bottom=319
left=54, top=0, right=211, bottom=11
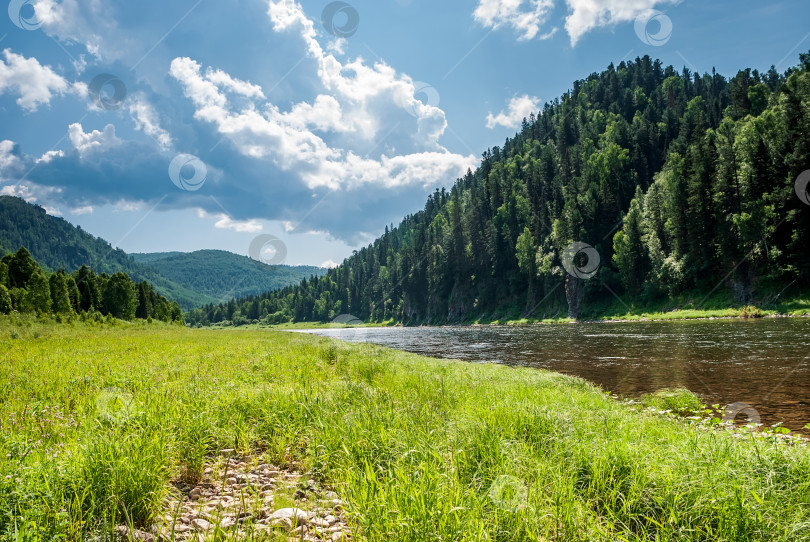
left=0, top=247, right=182, bottom=322
left=187, top=52, right=810, bottom=326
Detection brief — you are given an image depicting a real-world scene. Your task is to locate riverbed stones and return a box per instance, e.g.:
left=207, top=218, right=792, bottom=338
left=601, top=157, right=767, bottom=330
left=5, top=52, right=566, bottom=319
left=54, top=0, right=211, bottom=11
left=121, top=454, right=353, bottom=541
left=269, top=507, right=309, bottom=525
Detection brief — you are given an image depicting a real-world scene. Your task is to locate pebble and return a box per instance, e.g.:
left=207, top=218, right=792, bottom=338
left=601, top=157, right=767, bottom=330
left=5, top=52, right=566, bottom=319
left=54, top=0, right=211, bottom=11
left=190, top=518, right=211, bottom=532
left=269, top=507, right=309, bottom=525
left=122, top=456, right=351, bottom=542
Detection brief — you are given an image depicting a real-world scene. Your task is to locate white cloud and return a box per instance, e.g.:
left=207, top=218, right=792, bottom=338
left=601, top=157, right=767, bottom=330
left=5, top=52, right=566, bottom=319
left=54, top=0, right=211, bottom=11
left=0, top=179, right=58, bottom=201
left=205, top=69, right=266, bottom=99
left=128, top=94, right=172, bottom=149
left=36, top=150, right=65, bottom=163
left=486, top=94, right=540, bottom=129
left=473, top=0, right=679, bottom=44
left=34, top=0, right=119, bottom=61
left=168, top=0, right=476, bottom=192
left=0, top=140, right=21, bottom=171
left=71, top=205, right=93, bottom=215
left=197, top=209, right=263, bottom=233
left=68, top=123, right=122, bottom=156
left=113, top=200, right=145, bottom=212
left=72, top=54, right=88, bottom=75
left=473, top=0, right=556, bottom=41
left=0, top=49, right=82, bottom=110
left=320, top=259, right=338, bottom=268
left=564, top=0, right=680, bottom=45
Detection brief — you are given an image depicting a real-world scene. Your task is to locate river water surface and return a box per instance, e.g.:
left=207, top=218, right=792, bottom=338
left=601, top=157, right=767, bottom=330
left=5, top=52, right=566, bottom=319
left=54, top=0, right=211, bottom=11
left=299, top=318, right=810, bottom=430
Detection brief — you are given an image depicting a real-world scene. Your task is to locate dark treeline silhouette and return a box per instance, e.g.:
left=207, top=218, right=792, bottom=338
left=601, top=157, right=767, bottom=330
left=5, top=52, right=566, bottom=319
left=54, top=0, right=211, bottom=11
left=0, top=247, right=182, bottom=322
left=188, top=53, right=810, bottom=326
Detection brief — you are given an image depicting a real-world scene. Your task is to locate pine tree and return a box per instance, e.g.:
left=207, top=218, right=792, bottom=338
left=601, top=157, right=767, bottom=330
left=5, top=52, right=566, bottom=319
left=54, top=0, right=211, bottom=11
left=102, top=272, right=137, bottom=320
left=49, top=271, right=73, bottom=314
left=8, top=247, right=38, bottom=289
left=22, top=270, right=52, bottom=313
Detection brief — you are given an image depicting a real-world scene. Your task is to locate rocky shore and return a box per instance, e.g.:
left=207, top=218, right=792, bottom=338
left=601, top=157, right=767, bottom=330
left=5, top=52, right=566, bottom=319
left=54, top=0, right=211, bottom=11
left=118, top=451, right=352, bottom=541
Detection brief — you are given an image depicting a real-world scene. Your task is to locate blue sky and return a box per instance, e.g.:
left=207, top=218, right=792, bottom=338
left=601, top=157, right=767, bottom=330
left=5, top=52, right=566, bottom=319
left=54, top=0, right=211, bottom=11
left=0, top=0, right=808, bottom=267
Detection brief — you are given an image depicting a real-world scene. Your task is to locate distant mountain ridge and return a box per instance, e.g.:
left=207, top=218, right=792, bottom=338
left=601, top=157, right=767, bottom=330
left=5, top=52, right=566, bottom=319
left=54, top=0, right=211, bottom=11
left=0, top=196, right=325, bottom=309
left=132, top=249, right=325, bottom=302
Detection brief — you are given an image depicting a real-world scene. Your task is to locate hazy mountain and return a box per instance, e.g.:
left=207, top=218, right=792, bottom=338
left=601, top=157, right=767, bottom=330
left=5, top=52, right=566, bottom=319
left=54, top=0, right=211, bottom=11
left=0, top=196, right=324, bottom=309
left=132, top=250, right=325, bottom=302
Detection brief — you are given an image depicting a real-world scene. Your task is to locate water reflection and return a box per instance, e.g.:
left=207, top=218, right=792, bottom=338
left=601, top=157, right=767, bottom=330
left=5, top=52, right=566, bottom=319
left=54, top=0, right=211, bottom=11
left=299, top=318, right=810, bottom=431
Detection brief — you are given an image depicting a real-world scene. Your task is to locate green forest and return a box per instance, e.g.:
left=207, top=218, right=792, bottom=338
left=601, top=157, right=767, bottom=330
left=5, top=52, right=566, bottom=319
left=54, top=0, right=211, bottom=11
left=0, top=247, right=182, bottom=322
left=187, top=52, right=810, bottom=326
left=0, top=196, right=326, bottom=310
left=131, top=250, right=324, bottom=302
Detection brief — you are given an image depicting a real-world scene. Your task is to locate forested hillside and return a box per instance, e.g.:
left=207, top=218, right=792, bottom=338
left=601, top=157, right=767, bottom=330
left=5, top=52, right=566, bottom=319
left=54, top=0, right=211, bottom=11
left=0, top=247, right=181, bottom=321
left=0, top=196, right=214, bottom=309
left=0, top=197, right=325, bottom=309
left=189, top=52, right=810, bottom=325
left=132, top=250, right=325, bottom=302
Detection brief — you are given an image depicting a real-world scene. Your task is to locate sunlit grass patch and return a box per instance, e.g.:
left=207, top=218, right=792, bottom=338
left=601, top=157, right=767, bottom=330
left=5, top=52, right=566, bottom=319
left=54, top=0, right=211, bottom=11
left=1, top=315, right=809, bottom=541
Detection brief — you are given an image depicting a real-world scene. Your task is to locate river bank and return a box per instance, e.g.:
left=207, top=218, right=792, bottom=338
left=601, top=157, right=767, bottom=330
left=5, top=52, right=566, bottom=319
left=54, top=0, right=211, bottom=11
left=197, top=291, right=810, bottom=330
left=2, top=316, right=809, bottom=540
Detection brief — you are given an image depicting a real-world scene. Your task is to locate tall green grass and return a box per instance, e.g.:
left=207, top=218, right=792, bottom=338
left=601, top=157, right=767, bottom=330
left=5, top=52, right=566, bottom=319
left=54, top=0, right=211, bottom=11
left=1, top=314, right=808, bottom=540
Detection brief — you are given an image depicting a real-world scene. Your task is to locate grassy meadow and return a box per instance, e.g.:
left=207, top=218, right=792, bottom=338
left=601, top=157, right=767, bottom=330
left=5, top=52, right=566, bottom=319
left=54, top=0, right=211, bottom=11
left=1, top=315, right=809, bottom=541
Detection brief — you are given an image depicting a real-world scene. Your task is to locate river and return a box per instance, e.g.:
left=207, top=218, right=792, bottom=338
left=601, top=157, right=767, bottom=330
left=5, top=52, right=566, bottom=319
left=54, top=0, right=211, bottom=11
left=299, top=318, right=810, bottom=431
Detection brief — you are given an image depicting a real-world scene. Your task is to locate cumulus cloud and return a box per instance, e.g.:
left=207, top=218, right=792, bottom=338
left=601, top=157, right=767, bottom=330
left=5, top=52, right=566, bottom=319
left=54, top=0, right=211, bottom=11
left=0, top=0, right=478, bottom=245
left=128, top=94, right=172, bottom=150
left=0, top=140, right=22, bottom=171
left=486, top=94, right=540, bottom=129
left=68, top=123, right=122, bottom=156
left=473, top=0, right=680, bottom=44
left=71, top=205, right=93, bottom=215
left=197, top=209, right=263, bottom=233
left=36, top=150, right=65, bottom=164
left=33, top=0, right=128, bottom=61
left=564, top=0, right=680, bottom=45
left=474, top=0, right=556, bottom=41
left=0, top=49, right=84, bottom=110
left=167, top=0, right=475, bottom=192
